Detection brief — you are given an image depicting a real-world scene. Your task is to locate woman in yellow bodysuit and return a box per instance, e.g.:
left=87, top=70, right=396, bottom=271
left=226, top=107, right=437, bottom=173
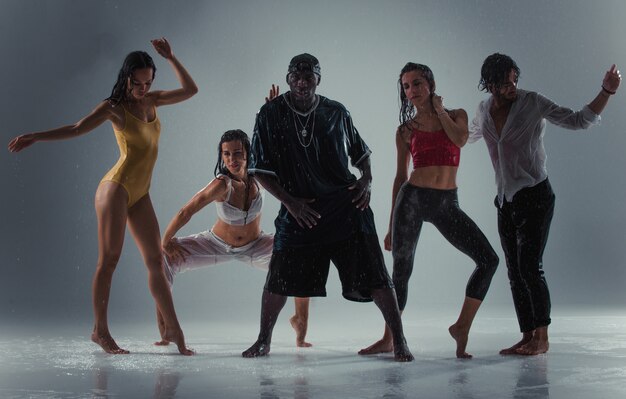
left=8, top=38, right=197, bottom=355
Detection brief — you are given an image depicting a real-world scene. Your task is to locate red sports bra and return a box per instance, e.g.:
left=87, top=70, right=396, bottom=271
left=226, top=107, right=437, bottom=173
left=409, top=129, right=460, bottom=168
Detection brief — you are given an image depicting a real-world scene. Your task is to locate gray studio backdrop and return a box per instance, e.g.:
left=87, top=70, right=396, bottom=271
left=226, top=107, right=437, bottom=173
left=1, top=0, right=625, bottom=327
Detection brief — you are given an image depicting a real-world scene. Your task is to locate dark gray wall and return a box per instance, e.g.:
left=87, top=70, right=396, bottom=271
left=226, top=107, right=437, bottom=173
left=2, top=0, right=625, bottom=325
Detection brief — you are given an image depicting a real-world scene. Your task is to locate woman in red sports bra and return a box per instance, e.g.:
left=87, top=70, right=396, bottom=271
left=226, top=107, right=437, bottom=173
left=360, top=63, right=498, bottom=359
left=8, top=38, right=196, bottom=356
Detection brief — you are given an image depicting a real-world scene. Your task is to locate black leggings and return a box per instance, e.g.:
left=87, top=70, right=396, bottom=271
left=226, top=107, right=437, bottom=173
left=392, top=184, right=499, bottom=310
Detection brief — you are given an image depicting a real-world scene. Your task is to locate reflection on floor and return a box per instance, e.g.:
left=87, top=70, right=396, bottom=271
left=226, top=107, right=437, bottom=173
left=1, top=307, right=626, bottom=398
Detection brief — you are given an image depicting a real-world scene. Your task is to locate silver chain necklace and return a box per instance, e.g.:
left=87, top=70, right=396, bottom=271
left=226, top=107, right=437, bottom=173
left=293, top=110, right=313, bottom=137
left=285, top=93, right=319, bottom=148
left=293, top=110, right=315, bottom=147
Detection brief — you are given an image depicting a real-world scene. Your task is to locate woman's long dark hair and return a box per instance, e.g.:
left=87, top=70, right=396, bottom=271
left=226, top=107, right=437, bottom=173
left=214, top=129, right=251, bottom=178
left=106, top=51, right=156, bottom=106
left=398, top=62, right=436, bottom=127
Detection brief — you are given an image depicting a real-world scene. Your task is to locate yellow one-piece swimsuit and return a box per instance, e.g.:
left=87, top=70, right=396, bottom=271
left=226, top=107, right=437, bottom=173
left=100, top=106, right=161, bottom=207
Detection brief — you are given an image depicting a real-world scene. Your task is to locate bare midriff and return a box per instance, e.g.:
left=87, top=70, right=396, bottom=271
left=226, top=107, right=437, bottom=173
left=408, top=165, right=458, bottom=190
left=211, top=217, right=263, bottom=247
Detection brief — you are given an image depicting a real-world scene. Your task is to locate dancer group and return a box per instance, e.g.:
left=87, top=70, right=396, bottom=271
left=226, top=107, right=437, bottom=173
left=8, top=38, right=621, bottom=361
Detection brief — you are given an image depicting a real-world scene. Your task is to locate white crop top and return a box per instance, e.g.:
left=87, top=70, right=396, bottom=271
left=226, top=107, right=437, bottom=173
left=215, top=175, right=263, bottom=226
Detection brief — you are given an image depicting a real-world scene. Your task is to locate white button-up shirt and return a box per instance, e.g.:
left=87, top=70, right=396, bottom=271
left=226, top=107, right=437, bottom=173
left=469, top=89, right=599, bottom=205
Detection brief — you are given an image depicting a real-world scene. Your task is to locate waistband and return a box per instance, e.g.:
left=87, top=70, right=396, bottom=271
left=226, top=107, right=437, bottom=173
left=208, top=230, right=265, bottom=253
left=402, top=183, right=458, bottom=195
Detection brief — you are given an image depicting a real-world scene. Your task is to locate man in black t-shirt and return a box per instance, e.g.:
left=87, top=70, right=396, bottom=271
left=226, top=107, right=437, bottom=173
left=242, top=53, right=413, bottom=362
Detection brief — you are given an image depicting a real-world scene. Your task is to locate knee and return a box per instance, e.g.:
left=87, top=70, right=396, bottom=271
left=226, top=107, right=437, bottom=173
left=391, top=254, right=414, bottom=283
left=483, top=251, right=499, bottom=275
left=96, top=252, right=122, bottom=274
left=144, top=254, right=165, bottom=273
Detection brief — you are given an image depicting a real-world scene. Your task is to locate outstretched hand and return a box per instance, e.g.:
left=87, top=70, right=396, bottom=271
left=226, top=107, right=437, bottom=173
left=8, top=134, right=35, bottom=153
left=151, top=37, right=173, bottom=59
left=603, top=64, right=622, bottom=93
left=284, top=197, right=320, bottom=229
left=348, top=176, right=372, bottom=210
left=265, top=84, right=280, bottom=103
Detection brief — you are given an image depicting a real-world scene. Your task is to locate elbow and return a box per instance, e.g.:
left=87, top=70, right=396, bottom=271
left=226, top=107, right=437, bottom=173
left=182, top=81, right=199, bottom=98
left=393, top=175, right=408, bottom=187
left=177, top=208, right=193, bottom=223
left=455, top=130, right=469, bottom=148
left=70, top=123, right=84, bottom=137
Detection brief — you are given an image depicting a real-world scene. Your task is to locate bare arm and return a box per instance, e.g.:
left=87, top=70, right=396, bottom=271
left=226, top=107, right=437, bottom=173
left=432, top=95, right=468, bottom=147
left=150, top=38, right=198, bottom=107
left=384, top=127, right=410, bottom=250
left=8, top=101, right=115, bottom=152
left=254, top=173, right=320, bottom=229
left=162, top=178, right=227, bottom=245
left=587, top=64, right=622, bottom=115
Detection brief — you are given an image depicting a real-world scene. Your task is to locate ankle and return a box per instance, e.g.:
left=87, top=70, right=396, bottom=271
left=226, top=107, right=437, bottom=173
left=452, top=321, right=471, bottom=331
left=533, top=327, right=549, bottom=341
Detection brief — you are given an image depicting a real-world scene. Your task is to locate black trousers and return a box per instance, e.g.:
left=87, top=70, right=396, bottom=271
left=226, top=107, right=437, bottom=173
left=392, top=184, right=499, bottom=310
left=496, top=178, right=555, bottom=333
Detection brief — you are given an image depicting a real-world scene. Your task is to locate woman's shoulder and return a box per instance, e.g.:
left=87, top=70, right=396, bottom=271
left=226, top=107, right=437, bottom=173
left=397, top=122, right=415, bottom=139
left=213, top=174, right=231, bottom=189
left=198, top=175, right=230, bottom=201
left=93, top=100, right=125, bottom=127
left=95, top=100, right=122, bottom=115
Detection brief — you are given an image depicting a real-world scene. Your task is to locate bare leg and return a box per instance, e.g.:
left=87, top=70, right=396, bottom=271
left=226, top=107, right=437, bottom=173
left=127, top=195, right=193, bottom=356
left=516, top=326, right=549, bottom=355
left=242, top=289, right=287, bottom=357
left=154, top=308, right=170, bottom=346
left=91, top=182, right=130, bottom=354
left=358, top=321, right=395, bottom=355
left=448, top=297, right=482, bottom=359
left=370, top=288, right=413, bottom=362
left=290, top=297, right=312, bottom=347
left=500, top=331, right=534, bottom=355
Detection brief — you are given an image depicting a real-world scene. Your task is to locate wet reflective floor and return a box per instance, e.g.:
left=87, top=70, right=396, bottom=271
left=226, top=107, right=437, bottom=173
left=1, top=307, right=626, bottom=398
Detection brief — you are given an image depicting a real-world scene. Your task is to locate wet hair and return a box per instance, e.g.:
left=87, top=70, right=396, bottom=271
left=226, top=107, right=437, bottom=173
left=398, top=62, right=436, bottom=127
left=213, top=129, right=251, bottom=178
left=106, top=51, right=156, bottom=106
left=478, top=53, right=520, bottom=92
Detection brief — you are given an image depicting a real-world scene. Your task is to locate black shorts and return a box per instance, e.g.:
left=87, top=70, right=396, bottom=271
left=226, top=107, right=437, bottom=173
left=264, top=232, right=393, bottom=302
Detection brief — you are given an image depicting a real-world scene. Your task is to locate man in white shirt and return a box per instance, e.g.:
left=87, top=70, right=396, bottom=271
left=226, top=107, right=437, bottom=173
left=469, top=53, right=621, bottom=355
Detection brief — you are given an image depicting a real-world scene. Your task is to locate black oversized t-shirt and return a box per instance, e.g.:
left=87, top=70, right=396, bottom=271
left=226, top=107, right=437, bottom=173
left=249, top=93, right=378, bottom=250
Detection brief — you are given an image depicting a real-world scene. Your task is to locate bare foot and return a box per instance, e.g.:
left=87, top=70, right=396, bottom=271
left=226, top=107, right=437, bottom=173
left=242, top=340, right=270, bottom=358
left=358, top=338, right=393, bottom=355
left=290, top=315, right=312, bottom=348
left=163, top=329, right=194, bottom=356
left=154, top=339, right=170, bottom=346
left=393, top=340, right=414, bottom=362
left=448, top=324, right=472, bottom=359
left=500, top=332, right=533, bottom=355
left=91, top=331, right=130, bottom=354
left=515, top=338, right=549, bottom=355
